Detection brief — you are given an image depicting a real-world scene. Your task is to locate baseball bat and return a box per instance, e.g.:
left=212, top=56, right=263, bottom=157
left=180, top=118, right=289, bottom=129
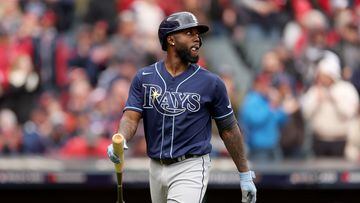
left=112, top=133, right=125, bottom=203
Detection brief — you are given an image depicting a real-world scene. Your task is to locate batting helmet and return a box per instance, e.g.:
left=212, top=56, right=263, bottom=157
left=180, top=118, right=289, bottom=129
left=158, top=11, right=209, bottom=51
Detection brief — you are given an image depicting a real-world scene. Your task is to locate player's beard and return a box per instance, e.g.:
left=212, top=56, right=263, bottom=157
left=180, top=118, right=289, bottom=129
left=175, top=44, right=199, bottom=64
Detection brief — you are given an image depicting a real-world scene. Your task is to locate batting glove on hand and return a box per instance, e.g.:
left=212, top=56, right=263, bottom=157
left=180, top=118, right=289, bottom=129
left=239, top=171, right=257, bottom=203
left=107, top=140, right=128, bottom=164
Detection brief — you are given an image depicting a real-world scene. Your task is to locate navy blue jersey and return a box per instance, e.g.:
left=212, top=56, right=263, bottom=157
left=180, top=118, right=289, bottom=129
left=124, top=61, right=233, bottom=159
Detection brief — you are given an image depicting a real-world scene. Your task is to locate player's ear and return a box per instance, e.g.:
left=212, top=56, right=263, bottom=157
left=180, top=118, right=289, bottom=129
left=167, top=36, right=175, bottom=47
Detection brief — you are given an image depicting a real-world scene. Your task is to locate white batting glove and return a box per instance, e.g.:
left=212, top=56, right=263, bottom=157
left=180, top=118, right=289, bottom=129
left=106, top=140, right=128, bottom=164
left=239, top=171, right=257, bottom=203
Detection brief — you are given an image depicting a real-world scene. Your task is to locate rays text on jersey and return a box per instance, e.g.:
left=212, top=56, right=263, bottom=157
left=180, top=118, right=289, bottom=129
left=142, top=84, right=200, bottom=116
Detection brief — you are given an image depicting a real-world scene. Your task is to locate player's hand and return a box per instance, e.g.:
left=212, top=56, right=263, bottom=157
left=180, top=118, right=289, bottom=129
left=239, top=171, right=257, bottom=203
left=107, top=140, right=128, bottom=164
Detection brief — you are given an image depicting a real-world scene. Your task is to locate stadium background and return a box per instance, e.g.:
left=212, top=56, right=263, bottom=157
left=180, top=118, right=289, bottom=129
left=1, top=0, right=360, bottom=202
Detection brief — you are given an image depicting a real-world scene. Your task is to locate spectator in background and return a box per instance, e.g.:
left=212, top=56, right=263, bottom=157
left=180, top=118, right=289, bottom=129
left=92, top=20, right=110, bottom=45
left=47, top=0, right=75, bottom=32
left=0, top=1, right=23, bottom=36
left=293, top=9, right=332, bottom=87
left=221, top=73, right=241, bottom=115
left=0, top=10, right=38, bottom=106
left=131, top=0, right=165, bottom=60
left=333, top=8, right=360, bottom=80
left=274, top=74, right=304, bottom=159
left=66, top=68, right=92, bottom=114
left=182, top=0, right=209, bottom=25
left=208, top=0, right=239, bottom=36
left=0, top=26, right=10, bottom=97
left=117, top=61, right=138, bottom=81
left=292, top=8, right=329, bottom=57
left=22, top=92, right=70, bottom=155
left=131, top=0, right=164, bottom=36
left=346, top=43, right=360, bottom=160
left=0, top=10, right=40, bottom=123
left=69, top=21, right=112, bottom=87
left=88, top=20, right=113, bottom=85
left=109, top=10, right=149, bottom=68
left=239, top=72, right=289, bottom=162
left=273, top=45, right=303, bottom=94
left=301, top=56, right=359, bottom=157
left=237, top=0, right=289, bottom=70
left=97, top=58, right=123, bottom=90
left=23, top=106, right=48, bottom=154
left=259, top=50, right=304, bottom=158
left=68, top=24, right=98, bottom=86
left=6, top=54, right=39, bottom=123
left=261, top=50, right=294, bottom=87
left=105, top=77, right=130, bottom=133
left=0, top=108, right=23, bottom=154
left=97, top=58, right=137, bottom=92
left=86, top=87, right=116, bottom=139
left=239, top=0, right=287, bottom=42
left=84, top=0, right=118, bottom=33
left=345, top=113, right=360, bottom=162
left=33, top=10, right=69, bottom=92
left=282, top=0, right=312, bottom=53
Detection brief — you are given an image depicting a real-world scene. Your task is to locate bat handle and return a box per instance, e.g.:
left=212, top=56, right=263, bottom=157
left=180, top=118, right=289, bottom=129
left=116, top=172, right=124, bottom=203
left=117, top=184, right=124, bottom=203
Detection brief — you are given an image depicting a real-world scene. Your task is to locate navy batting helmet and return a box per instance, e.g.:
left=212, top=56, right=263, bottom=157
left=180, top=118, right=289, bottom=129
left=158, top=11, right=209, bottom=51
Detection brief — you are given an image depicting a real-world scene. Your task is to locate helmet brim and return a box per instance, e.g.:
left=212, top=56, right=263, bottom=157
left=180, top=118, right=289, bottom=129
left=169, top=24, right=209, bottom=35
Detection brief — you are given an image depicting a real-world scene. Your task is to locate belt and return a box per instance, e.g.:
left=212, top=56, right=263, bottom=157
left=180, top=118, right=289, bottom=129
left=152, top=154, right=200, bottom=165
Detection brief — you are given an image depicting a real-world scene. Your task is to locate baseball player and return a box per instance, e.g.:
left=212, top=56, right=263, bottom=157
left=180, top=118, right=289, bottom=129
left=107, top=11, right=256, bottom=203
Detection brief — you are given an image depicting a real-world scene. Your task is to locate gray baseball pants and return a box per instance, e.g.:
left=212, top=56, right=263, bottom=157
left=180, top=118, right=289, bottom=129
left=149, top=154, right=211, bottom=203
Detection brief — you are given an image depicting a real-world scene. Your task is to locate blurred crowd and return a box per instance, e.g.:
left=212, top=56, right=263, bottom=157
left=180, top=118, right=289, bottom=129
left=0, top=0, right=360, bottom=163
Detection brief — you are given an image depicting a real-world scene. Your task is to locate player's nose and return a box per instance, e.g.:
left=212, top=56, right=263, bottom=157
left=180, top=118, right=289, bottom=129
left=193, top=34, right=200, bottom=43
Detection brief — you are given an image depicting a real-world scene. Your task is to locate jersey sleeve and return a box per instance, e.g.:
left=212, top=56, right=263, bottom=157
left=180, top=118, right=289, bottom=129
left=124, top=72, right=143, bottom=113
left=210, top=76, right=234, bottom=120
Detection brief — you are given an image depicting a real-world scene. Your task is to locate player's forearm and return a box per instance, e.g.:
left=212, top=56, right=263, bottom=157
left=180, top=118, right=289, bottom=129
left=220, top=125, right=249, bottom=172
left=118, top=111, right=141, bottom=141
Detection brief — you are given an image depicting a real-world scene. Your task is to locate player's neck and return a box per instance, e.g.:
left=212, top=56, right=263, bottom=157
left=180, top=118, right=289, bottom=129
left=164, top=55, right=189, bottom=77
